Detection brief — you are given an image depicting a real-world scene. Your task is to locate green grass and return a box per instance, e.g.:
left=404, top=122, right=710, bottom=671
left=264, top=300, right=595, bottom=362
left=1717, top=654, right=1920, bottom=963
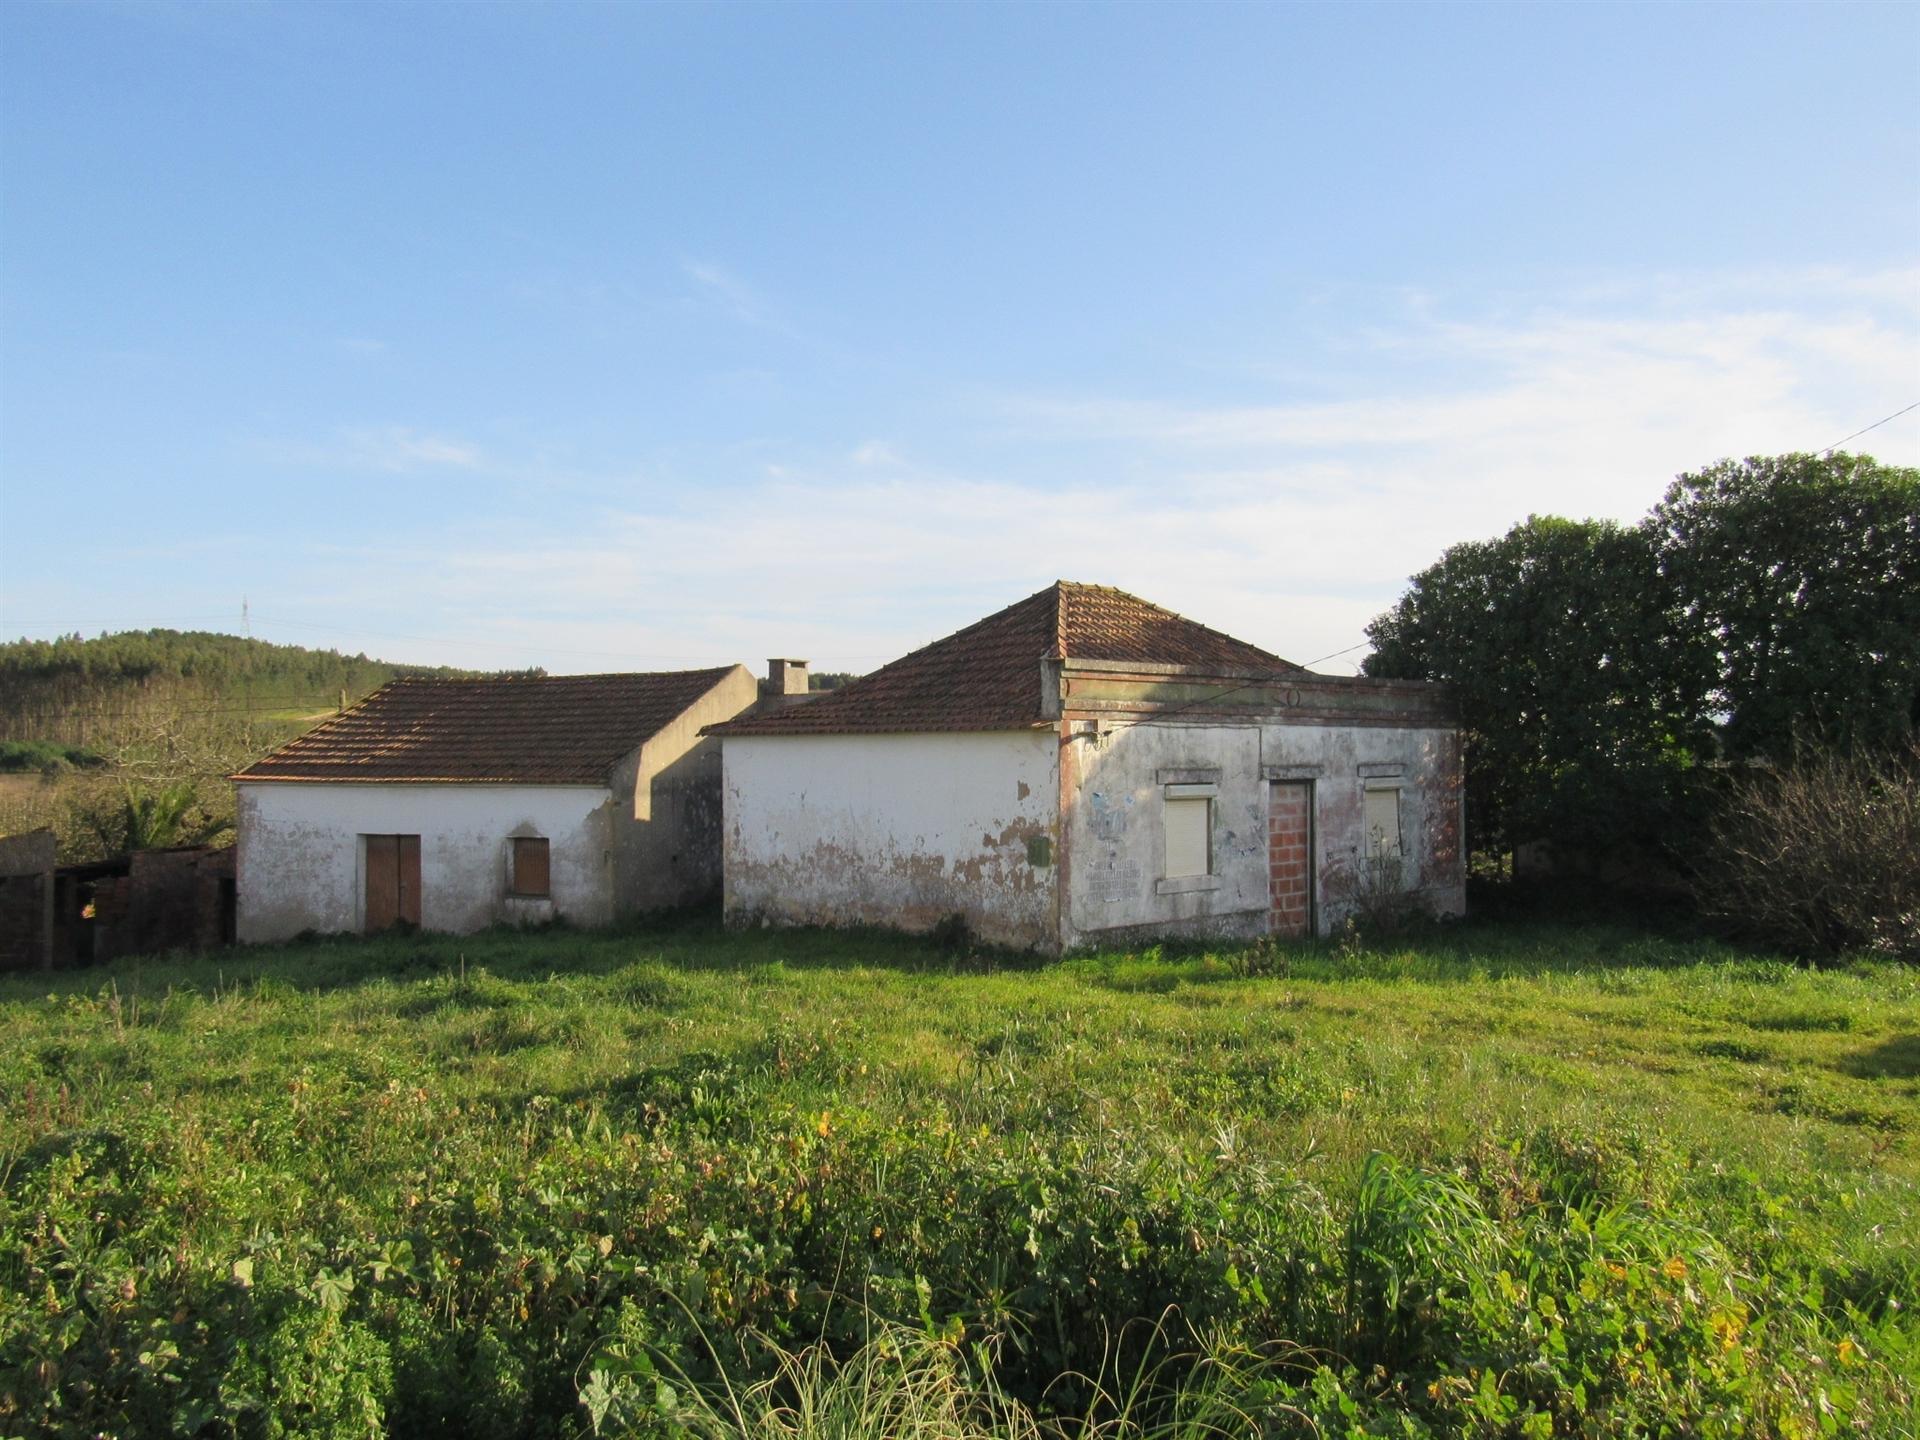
left=2, top=918, right=1915, bottom=1437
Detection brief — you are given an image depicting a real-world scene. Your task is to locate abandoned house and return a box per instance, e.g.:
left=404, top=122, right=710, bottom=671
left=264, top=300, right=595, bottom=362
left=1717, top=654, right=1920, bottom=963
left=233, top=666, right=758, bottom=941
left=708, top=581, right=1464, bottom=952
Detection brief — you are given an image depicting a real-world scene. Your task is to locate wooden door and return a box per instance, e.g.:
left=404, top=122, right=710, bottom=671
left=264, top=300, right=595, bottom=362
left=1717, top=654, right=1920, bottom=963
left=365, top=835, right=421, bottom=932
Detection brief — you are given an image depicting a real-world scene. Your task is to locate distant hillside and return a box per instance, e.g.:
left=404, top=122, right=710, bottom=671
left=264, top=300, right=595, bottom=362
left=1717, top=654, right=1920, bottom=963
left=0, top=629, right=497, bottom=750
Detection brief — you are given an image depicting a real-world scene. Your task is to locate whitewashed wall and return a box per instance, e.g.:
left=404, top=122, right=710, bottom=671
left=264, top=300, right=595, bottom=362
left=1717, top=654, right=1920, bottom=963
left=235, top=782, right=615, bottom=942
left=721, top=731, right=1059, bottom=950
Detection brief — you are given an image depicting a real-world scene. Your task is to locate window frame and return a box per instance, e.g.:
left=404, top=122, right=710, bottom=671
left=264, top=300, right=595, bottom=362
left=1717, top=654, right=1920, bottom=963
left=1361, top=780, right=1403, bottom=860
left=508, top=835, right=551, bottom=899
left=1157, top=781, right=1222, bottom=893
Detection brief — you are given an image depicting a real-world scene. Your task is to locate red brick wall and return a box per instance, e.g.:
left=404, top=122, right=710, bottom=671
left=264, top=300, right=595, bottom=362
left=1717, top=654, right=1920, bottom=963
left=1269, top=781, right=1312, bottom=937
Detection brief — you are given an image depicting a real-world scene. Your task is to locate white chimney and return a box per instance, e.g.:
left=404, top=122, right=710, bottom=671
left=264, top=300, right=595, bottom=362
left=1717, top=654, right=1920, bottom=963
left=768, top=658, right=809, bottom=697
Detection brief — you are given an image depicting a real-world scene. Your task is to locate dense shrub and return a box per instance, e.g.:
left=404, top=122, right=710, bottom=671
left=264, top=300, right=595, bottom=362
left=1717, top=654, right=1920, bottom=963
left=0, top=739, right=105, bottom=775
left=1693, top=743, right=1920, bottom=961
left=2, top=927, right=1913, bottom=1437
left=3, top=1053, right=1909, bottom=1436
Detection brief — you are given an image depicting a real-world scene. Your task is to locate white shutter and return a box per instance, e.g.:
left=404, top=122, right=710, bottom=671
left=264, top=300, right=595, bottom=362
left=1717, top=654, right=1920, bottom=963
left=1363, top=786, right=1402, bottom=858
left=1164, top=797, right=1211, bottom=878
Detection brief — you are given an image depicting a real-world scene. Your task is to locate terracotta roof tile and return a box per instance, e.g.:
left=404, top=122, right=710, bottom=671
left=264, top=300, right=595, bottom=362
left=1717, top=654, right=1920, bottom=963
left=235, top=667, right=739, bottom=784
left=713, top=582, right=1293, bottom=737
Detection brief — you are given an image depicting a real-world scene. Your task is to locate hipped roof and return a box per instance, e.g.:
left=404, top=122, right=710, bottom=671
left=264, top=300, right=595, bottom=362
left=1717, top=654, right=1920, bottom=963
left=711, top=581, right=1294, bottom=738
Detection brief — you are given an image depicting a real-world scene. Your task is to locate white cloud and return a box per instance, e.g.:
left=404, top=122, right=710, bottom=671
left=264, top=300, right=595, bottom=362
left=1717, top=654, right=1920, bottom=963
left=344, top=427, right=482, bottom=472
left=257, top=268, right=1920, bottom=677
left=253, top=425, right=485, bottom=474
left=683, top=259, right=762, bottom=324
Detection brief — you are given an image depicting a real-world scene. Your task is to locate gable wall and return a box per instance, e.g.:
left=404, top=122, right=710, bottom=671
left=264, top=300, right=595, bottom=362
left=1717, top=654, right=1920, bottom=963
left=609, top=665, right=758, bottom=914
left=721, top=731, right=1059, bottom=950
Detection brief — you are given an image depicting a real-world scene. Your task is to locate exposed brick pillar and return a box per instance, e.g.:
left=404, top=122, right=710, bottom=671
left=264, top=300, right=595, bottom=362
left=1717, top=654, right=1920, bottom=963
left=1269, top=781, right=1313, bottom=937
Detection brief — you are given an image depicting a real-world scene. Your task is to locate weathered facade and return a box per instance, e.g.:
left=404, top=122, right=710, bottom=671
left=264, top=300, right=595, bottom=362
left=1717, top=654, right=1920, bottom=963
left=1054, top=661, right=1462, bottom=948
left=722, top=730, right=1059, bottom=948
left=234, top=666, right=757, bottom=942
left=713, top=583, right=1463, bottom=952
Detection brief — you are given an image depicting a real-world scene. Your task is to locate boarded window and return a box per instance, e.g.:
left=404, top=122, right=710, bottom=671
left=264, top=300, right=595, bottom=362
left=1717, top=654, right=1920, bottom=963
left=511, top=836, right=550, bottom=897
left=1164, top=796, right=1211, bottom=878
left=1363, top=785, right=1402, bottom=859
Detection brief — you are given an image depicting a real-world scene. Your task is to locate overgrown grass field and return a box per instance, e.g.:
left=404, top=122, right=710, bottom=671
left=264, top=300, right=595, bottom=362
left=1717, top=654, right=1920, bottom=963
left=2, top=917, right=1915, bottom=1437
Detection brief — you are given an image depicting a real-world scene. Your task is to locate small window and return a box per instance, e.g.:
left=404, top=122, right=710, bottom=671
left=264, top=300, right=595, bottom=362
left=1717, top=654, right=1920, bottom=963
left=1362, top=785, right=1402, bottom=859
left=510, top=836, right=550, bottom=897
left=1164, top=796, right=1212, bottom=878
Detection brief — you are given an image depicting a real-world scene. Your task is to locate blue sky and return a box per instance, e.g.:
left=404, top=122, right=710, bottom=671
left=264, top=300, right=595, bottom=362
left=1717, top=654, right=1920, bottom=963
left=3, top=1, right=1916, bottom=675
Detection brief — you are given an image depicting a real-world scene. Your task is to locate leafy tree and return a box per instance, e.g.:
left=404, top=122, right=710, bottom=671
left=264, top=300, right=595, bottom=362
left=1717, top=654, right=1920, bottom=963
left=1364, top=515, right=1713, bottom=859
left=1648, top=452, right=1920, bottom=761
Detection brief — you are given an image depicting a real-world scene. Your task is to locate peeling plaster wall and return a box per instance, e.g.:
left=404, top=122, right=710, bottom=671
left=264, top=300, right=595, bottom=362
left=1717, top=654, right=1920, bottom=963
left=1263, top=722, right=1465, bottom=933
left=612, top=666, right=758, bottom=913
left=1060, top=720, right=1465, bottom=947
left=721, top=732, right=1059, bottom=950
left=1062, top=722, right=1269, bottom=949
left=235, top=782, right=614, bottom=942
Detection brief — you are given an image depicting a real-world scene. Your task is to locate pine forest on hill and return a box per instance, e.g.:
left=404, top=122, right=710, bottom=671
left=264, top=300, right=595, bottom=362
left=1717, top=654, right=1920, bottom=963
left=0, top=629, right=484, bottom=753
left=0, top=629, right=504, bottom=862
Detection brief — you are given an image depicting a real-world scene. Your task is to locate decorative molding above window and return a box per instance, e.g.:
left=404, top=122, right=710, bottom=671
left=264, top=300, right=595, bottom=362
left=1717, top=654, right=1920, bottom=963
left=1263, top=763, right=1324, bottom=780
left=1157, top=765, right=1222, bottom=785
left=1163, top=781, right=1218, bottom=800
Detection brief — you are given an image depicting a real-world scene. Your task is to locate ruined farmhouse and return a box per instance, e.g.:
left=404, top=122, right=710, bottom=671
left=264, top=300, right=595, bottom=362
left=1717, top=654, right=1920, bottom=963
left=710, top=582, right=1464, bottom=952
left=232, top=666, right=758, bottom=940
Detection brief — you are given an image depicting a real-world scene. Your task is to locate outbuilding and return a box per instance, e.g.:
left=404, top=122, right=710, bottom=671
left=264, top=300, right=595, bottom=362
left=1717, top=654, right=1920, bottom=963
left=234, top=667, right=757, bottom=940
left=710, top=583, right=1463, bottom=952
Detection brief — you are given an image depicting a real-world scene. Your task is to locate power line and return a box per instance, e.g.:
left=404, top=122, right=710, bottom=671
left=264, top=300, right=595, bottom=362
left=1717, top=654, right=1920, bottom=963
left=1303, top=639, right=1369, bottom=668
left=1817, top=400, right=1919, bottom=455
left=1077, top=635, right=1381, bottom=733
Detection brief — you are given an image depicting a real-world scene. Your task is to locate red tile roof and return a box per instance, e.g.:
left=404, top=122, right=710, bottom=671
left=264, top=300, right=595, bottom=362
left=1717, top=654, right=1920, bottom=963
left=712, top=582, right=1294, bottom=737
left=234, top=667, right=740, bottom=784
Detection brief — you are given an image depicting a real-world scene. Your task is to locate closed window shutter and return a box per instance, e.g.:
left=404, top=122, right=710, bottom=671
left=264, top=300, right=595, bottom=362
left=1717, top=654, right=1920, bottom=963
left=512, top=837, right=550, bottom=897
left=1164, top=797, right=1211, bottom=878
left=1363, top=787, right=1401, bottom=858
